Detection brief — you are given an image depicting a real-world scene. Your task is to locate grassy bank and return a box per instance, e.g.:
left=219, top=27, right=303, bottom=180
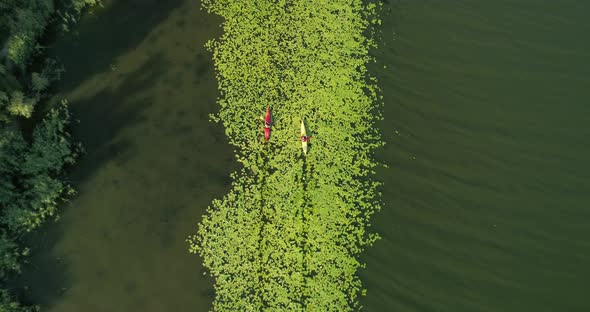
left=189, top=0, right=382, bottom=310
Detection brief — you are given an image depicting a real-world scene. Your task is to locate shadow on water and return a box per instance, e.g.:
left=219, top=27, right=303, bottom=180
left=10, top=53, right=169, bottom=308
left=67, top=53, right=168, bottom=184
left=50, top=0, right=184, bottom=93
left=8, top=221, right=69, bottom=306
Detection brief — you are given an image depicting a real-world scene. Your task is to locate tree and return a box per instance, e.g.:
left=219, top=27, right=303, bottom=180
left=0, top=289, right=38, bottom=312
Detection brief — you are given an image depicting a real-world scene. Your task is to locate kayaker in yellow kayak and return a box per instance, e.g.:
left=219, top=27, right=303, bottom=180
left=301, top=119, right=311, bottom=155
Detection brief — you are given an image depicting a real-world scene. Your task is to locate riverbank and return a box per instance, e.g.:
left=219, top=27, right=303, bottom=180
left=1, top=1, right=97, bottom=310
left=12, top=1, right=235, bottom=311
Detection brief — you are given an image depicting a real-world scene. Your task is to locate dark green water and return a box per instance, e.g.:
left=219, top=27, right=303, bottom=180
left=15, top=1, right=590, bottom=311
left=361, top=1, right=590, bottom=312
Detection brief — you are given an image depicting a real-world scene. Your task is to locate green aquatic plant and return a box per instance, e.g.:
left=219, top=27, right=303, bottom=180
left=190, top=0, right=383, bottom=310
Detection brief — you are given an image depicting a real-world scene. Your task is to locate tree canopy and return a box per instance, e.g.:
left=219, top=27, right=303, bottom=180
left=0, top=0, right=94, bottom=309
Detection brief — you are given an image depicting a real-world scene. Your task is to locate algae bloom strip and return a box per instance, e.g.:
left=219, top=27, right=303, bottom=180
left=188, top=0, right=382, bottom=310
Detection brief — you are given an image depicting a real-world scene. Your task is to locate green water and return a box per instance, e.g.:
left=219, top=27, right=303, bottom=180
left=361, top=1, right=590, bottom=312
left=15, top=0, right=590, bottom=311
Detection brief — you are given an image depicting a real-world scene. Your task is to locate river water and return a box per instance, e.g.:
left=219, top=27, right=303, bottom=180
left=361, top=1, right=590, bottom=312
left=16, top=1, right=590, bottom=311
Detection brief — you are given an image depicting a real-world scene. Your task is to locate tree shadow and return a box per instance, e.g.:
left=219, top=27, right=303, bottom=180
left=68, top=52, right=168, bottom=184
left=49, top=0, right=184, bottom=93
left=7, top=219, right=70, bottom=307
left=8, top=53, right=170, bottom=309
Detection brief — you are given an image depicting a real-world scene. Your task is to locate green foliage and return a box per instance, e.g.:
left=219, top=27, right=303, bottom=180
left=0, top=233, right=22, bottom=279
left=0, top=289, right=39, bottom=312
left=0, top=0, right=90, bottom=237
left=0, top=128, right=26, bottom=209
left=1, top=0, right=98, bottom=66
left=0, top=1, right=92, bottom=311
left=5, top=35, right=27, bottom=67
left=0, top=106, right=77, bottom=312
left=0, top=92, right=10, bottom=123
left=0, top=103, right=79, bottom=233
left=66, top=0, right=99, bottom=14
left=5, top=91, right=35, bottom=118
left=30, top=59, right=63, bottom=96
left=0, top=65, right=21, bottom=94
left=2, top=173, right=70, bottom=233
left=57, top=0, right=100, bottom=30
left=189, top=0, right=383, bottom=310
left=30, top=72, right=48, bottom=93
left=5, top=0, right=55, bottom=67
left=24, top=101, right=79, bottom=174
left=1, top=59, right=63, bottom=119
left=0, top=0, right=18, bottom=11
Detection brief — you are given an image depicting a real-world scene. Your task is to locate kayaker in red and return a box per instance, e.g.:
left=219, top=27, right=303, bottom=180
left=301, top=135, right=311, bottom=142
left=263, top=107, right=272, bottom=141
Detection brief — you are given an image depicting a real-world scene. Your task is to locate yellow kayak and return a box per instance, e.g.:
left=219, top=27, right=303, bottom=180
left=301, top=120, right=308, bottom=155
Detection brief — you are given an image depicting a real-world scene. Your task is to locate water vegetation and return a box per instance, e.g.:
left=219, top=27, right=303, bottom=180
left=189, top=0, right=383, bottom=310
left=0, top=0, right=96, bottom=310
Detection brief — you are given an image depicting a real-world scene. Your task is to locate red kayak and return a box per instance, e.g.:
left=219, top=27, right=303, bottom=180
left=263, top=107, right=271, bottom=141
